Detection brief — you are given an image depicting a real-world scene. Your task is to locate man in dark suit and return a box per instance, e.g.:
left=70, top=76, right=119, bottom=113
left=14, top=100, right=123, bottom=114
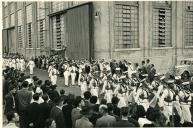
left=62, top=96, right=74, bottom=128
left=113, top=107, right=135, bottom=127
left=4, top=85, right=16, bottom=115
left=50, top=97, right=65, bottom=128
left=16, top=81, right=32, bottom=128
left=39, top=94, right=51, bottom=128
left=26, top=93, right=40, bottom=128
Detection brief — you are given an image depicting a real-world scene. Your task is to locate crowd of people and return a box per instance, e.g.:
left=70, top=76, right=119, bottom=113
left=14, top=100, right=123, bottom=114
left=2, top=54, right=193, bottom=128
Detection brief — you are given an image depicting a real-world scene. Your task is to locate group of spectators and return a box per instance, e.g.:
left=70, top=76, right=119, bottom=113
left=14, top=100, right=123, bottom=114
left=3, top=55, right=193, bottom=128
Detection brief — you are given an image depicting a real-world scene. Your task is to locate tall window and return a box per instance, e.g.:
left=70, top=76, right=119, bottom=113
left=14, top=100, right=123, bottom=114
left=52, top=14, right=65, bottom=49
left=37, top=2, right=46, bottom=48
left=152, top=1, right=172, bottom=47
left=26, top=4, right=33, bottom=48
left=114, top=2, right=139, bottom=49
left=17, top=10, right=23, bottom=48
left=185, top=2, right=193, bottom=46
left=52, top=2, right=68, bottom=12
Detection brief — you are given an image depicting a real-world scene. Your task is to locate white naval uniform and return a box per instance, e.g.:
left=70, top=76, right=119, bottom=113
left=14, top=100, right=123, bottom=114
left=104, top=89, right=113, bottom=103
left=89, top=79, right=99, bottom=97
left=78, top=64, right=84, bottom=86
left=16, top=58, right=20, bottom=70
left=135, top=87, right=150, bottom=111
left=11, top=59, right=16, bottom=69
left=27, top=60, right=35, bottom=75
left=80, top=75, right=88, bottom=97
left=160, top=88, right=174, bottom=123
left=63, top=64, right=70, bottom=86
left=178, top=90, right=192, bottom=123
left=50, top=68, right=59, bottom=85
left=20, top=59, right=25, bottom=72
left=70, top=65, right=76, bottom=86
left=48, top=65, right=53, bottom=78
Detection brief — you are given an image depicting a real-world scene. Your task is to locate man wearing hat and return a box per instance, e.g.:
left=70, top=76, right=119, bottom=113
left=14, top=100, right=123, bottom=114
left=75, top=106, right=93, bottom=128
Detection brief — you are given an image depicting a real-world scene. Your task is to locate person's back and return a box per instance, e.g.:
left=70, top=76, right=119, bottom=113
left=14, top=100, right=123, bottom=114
left=17, top=88, right=32, bottom=111
left=113, top=119, right=135, bottom=127
left=96, top=114, right=116, bottom=127
left=39, top=95, right=51, bottom=128
left=50, top=97, right=65, bottom=128
left=62, top=103, right=73, bottom=128
left=75, top=116, right=93, bottom=128
left=26, top=93, right=40, bottom=127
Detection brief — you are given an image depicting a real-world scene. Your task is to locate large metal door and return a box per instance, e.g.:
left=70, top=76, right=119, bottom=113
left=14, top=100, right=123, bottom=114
left=66, top=3, right=93, bottom=61
left=8, top=28, right=17, bottom=54
left=2, top=29, right=8, bottom=54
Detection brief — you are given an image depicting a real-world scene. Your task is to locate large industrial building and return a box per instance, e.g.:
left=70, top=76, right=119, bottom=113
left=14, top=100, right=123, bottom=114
left=2, top=1, right=193, bottom=73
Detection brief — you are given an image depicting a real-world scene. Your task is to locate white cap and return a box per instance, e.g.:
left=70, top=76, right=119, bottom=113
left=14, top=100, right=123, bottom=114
left=116, top=68, right=121, bottom=71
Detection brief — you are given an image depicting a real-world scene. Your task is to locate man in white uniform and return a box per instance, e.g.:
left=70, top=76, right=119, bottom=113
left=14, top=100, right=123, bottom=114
left=50, top=65, right=59, bottom=85
left=27, top=58, right=35, bottom=75
left=63, top=61, right=70, bottom=86
left=20, top=57, right=26, bottom=72
left=70, top=63, right=77, bottom=86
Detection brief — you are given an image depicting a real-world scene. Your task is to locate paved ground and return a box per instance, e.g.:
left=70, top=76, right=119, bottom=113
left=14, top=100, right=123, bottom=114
left=25, top=68, right=81, bottom=96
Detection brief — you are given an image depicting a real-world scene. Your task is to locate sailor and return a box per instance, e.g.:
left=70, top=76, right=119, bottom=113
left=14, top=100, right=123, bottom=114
left=80, top=72, right=88, bottom=97
left=63, top=61, right=70, bottom=86
left=104, top=83, right=113, bottom=103
left=50, top=64, right=59, bottom=85
left=78, top=61, right=85, bottom=86
left=70, top=62, right=77, bottom=86
left=89, top=73, right=99, bottom=97
left=178, top=82, right=192, bottom=124
left=11, top=58, right=16, bottom=69
left=159, top=79, right=176, bottom=123
left=48, top=62, right=54, bottom=79
left=20, top=57, right=26, bottom=72
left=135, top=78, right=150, bottom=111
left=16, top=57, right=20, bottom=70
left=127, top=62, right=134, bottom=78
left=27, top=58, right=35, bottom=75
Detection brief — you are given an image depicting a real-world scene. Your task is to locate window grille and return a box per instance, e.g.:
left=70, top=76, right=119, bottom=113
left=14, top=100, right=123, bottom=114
left=27, top=23, right=32, bottom=48
left=18, top=26, right=23, bottom=48
left=26, top=4, right=33, bottom=48
left=152, top=2, right=172, bottom=47
left=114, top=2, right=139, bottom=49
left=185, top=2, right=193, bottom=46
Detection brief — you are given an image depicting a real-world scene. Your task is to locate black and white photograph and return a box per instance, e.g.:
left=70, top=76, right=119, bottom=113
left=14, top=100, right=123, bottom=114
left=1, top=1, right=193, bottom=128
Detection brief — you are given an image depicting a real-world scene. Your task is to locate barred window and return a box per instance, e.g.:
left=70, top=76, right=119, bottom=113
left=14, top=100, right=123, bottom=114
left=185, top=2, right=193, bottom=46
left=37, top=2, right=46, bottom=48
left=52, top=14, right=65, bottom=49
left=17, top=10, right=23, bottom=48
left=18, top=26, right=23, bottom=48
left=26, top=4, right=33, bottom=48
left=152, top=2, right=172, bottom=47
left=114, top=2, right=139, bottom=49
left=37, top=19, right=45, bottom=48
left=10, top=13, right=15, bottom=26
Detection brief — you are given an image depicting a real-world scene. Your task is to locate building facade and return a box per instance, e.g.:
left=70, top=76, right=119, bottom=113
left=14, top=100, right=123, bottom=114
left=2, top=1, right=193, bottom=73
